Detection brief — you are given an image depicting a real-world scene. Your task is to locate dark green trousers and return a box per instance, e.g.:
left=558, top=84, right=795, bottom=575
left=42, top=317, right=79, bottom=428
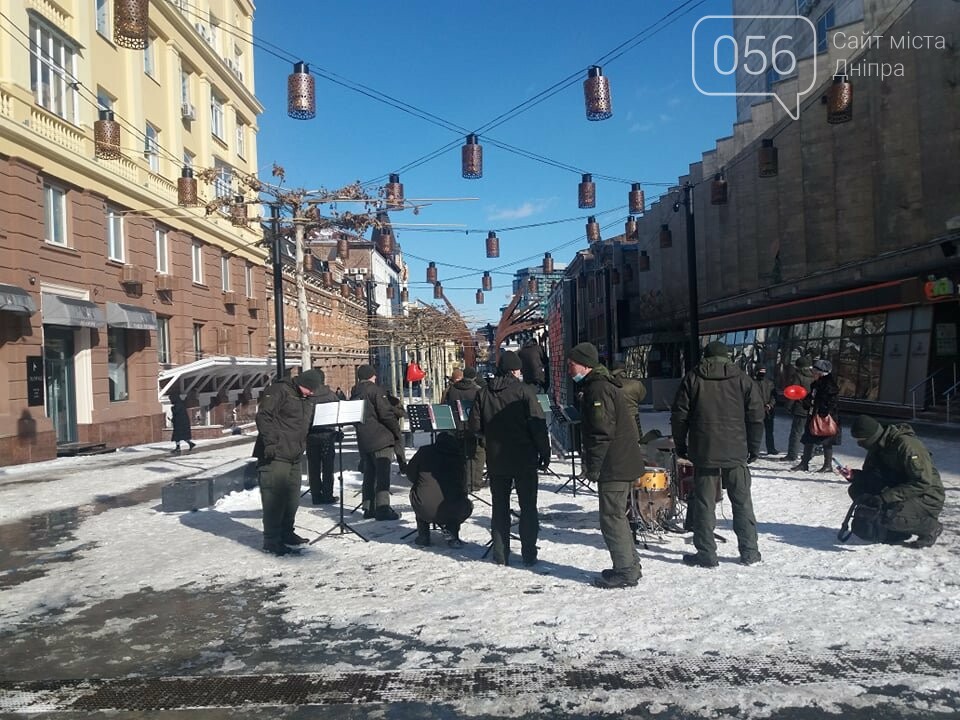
left=598, top=481, right=641, bottom=581
left=689, top=464, right=759, bottom=562
left=258, top=459, right=302, bottom=547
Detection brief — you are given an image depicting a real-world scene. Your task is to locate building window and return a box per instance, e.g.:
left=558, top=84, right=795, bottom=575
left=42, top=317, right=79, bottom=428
left=247, top=330, right=254, bottom=356
left=157, top=316, right=171, bottom=365
left=244, top=262, right=253, bottom=297
left=96, top=88, right=113, bottom=112
left=191, top=241, right=203, bottom=284
left=145, top=123, right=160, bottom=173
left=213, top=159, right=232, bottom=199
left=211, top=92, right=225, bottom=140
left=235, top=113, right=245, bottom=158
left=95, top=0, right=109, bottom=37
left=106, top=205, right=124, bottom=261
left=43, top=182, right=68, bottom=246
left=193, top=323, right=204, bottom=361
left=29, top=17, right=79, bottom=124
left=221, top=254, right=231, bottom=292
left=180, top=64, right=191, bottom=106
left=144, top=35, right=157, bottom=77
left=108, top=327, right=129, bottom=402
left=183, top=149, right=195, bottom=170
left=155, top=226, right=168, bottom=273
left=816, top=6, right=836, bottom=53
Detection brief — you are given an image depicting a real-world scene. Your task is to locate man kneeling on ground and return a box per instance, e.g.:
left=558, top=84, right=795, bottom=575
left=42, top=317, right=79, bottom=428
left=839, top=414, right=944, bottom=548
left=406, top=432, right=474, bottom=548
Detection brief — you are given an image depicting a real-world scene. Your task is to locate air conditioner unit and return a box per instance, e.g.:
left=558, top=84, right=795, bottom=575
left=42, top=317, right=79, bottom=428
left=155, top=273, right=179, bottom=292
left=247, top=296, right=262, bottom=311
left=223, top=291, right=239, bottom=306
left=180, top=102, right=195, bottom=121
left=357, top=268, right=368, bottom=275
left=121, top=264, right=143, bottom=285
left=347, top=268, right=359, bottom=275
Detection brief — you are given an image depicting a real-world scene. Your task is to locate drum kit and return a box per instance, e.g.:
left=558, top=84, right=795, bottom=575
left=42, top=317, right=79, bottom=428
left=628, top=436, right=689, bottom=545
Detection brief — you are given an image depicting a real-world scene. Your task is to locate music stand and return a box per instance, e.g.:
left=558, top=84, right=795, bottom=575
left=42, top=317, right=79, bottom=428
left=311, top=400, right=369, bottom=543
left=553, top=404, right=594, bottom=496
left=429, top=404, right=458, bottom=437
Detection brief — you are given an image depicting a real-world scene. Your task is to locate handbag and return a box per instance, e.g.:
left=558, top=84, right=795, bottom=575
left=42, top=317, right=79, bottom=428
left=837, top=495, right=886, bottom=543
left=809, top=413, right=838, bottom=437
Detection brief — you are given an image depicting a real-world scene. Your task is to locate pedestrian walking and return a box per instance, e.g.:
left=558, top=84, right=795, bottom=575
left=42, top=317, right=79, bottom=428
left=168, top=391, right=195, bottom=455
left=754, top=367, right=778, bottom=455
left=781, top=357, right=814, bottom=462
left=792, top=359, right=841, bottom=473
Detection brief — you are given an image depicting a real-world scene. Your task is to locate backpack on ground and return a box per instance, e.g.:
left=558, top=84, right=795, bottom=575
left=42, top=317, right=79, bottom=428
left=837, top=494, right=887, bottom=543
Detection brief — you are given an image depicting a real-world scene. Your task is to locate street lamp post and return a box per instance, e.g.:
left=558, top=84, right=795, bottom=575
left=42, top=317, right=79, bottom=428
left=270, top=203, right=285, bottom=379
left=682, top=181, right=700, bottom=370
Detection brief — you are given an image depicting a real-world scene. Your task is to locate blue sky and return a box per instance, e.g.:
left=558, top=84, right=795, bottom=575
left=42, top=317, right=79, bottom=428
left=253, top=1, right=736, bottom=324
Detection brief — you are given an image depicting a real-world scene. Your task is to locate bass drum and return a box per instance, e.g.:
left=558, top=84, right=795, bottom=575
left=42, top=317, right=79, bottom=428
left=676, top=459, right=723, bottom=503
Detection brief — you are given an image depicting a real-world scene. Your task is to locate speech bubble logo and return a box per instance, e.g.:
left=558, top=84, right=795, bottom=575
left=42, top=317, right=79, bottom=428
left=692, top=15, right=818, bottom=121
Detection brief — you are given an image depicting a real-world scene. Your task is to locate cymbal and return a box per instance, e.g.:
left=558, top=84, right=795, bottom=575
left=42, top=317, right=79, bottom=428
left=648, top=437, right=676, bottom=450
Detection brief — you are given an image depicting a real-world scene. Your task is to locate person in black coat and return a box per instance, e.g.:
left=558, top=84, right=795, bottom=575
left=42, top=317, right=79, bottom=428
left=352, top=365, right=403, bottom=520
left=444, top=366, right=485, bottom=491
left=406, top=432, right=474, bottom=548
left=467, top=351, right=550, bottom=566
left=518, top=338, right=547, bottom=393
left=169, top=392, right=195, bottom=454
left=305, top=369, right=339, bottom=505
left=792, top=359, right=841, bottom=473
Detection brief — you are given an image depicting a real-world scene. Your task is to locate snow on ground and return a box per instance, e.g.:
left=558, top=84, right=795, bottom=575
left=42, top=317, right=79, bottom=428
left=1, top=412, right=958, bottom=717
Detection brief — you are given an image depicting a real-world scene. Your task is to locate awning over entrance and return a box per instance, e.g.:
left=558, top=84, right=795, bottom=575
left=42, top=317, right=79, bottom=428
left=107, top=301, right=157, bottom=330
left=41, top=294, right=106, bottom=328
left=0, top=284, right=36, bottom=314
left=158, top=356, right=295, bottom=406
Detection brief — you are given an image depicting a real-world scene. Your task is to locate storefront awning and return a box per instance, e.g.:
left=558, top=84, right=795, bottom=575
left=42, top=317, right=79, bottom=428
left=41, top=294, right=106, bottom=328
left=107, top=302, right=157, bottom=330
left=0, top=284, right=36, bottom=315
left=158, top=356, right=292, bottom=404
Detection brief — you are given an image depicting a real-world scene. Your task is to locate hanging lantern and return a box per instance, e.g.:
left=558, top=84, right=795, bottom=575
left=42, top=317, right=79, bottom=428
left=625, top=216, right=637, bottom=240
left=287, top=61, right=315, bottom=120
left=340, top=281, right=350, bottom=298
left=321, top=270, right=333, bottom=286
left=303, top=251, right=314, bottom=272
left=758, top=138, right=778, bottom=177
left=826, top=75, right=853, bottom=124
left=585, top=215, right=600, bottom=243
left=542, top=252, right=554, bottom=274
left=94, top=110, right=121, bottom=160
left=433, top=282, right=443, bottom=299
left=638, top=250, right=650, bottom=272
left=461, top=133, right=482, bottom=179
left=583, top=65, right=612, bottom=121
left=230, top=195, right=248, bottom=227
left=400, top=288, right=409, bottom=303
left=337, top=237, right=349, bottom=260
left=375, top=223, right=394, bottom=255
left=628, top=183, right=645, bottom=214
left=177, top=166, right=197, bottom=206
left=482, top=271, right=493, bottom=291
left=475, top=289, right=484, bottom=304
left=114, top=0, right=149, bottom=49
left=386, top=284, right=395, bottom=300
left=659, top=224, right=673, bottom=248
left=485, top=230, right=500, bottom=258
left=528, top=276, right=539, bottom=293
left=710, top=173, right=728, bottom=205
left=385, top=173, right=404, bottom=210
left=611, top=268, right=621, bottom=285
left=578, top=173, right=596, bottom=209
left=426, top=261, right=438, bottom=284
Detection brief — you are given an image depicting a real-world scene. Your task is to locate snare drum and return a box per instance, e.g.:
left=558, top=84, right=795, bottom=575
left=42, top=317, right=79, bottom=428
left=636, top=467, right=669, bottom=492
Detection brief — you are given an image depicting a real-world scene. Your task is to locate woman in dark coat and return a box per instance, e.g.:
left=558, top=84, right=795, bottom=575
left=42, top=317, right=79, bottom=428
left=169, top=392, right=195, bottom=454
left=792, top=359, right=840, bottom=472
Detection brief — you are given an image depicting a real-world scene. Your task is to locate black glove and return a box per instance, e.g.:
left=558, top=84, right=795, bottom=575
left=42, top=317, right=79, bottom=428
left=334, top=430, right=345, bottom=443
left=747, top=453, right=759, bottom=464
left=538, top=454, right=550, bottom=470
left=675, top=443, right=689, bottom=460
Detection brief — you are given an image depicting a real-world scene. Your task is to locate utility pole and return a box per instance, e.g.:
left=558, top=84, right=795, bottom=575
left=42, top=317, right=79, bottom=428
left=683, top=181, right=700, bottom=370
left=270, top=203, right=285, bottom=379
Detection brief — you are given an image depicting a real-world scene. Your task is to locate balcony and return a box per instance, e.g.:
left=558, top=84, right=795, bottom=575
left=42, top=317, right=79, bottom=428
left=121, top=264, right=143, bottom=286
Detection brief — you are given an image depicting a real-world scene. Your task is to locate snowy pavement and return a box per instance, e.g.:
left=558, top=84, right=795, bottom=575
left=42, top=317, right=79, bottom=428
left=0, top=412, right=958, bottom=718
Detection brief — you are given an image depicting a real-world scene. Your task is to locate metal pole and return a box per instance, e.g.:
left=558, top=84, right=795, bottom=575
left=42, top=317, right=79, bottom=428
left=271, top=204, right=285, bottom=379
left=604, top=266, right=614, bottom=366
left=683, top=181, right=700, bottom=371
left=366, top=279, right=375, bottom=365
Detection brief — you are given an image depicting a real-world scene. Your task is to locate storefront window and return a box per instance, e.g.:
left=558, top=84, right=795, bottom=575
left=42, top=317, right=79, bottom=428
left=108, top=328, right=128, bottom=402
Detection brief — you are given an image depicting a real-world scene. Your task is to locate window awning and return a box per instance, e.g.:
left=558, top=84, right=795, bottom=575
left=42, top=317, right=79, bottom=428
left=0, top=284, right=36, bottom=314
left=107, top=301, right=157, bottom=330
left=41, top=294, right=106, bottom=328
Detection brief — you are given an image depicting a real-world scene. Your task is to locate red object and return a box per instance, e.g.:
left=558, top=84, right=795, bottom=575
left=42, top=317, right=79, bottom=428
left=783, top=384, right=807, bottom=401
left=406, top=363, right=425, bottom=383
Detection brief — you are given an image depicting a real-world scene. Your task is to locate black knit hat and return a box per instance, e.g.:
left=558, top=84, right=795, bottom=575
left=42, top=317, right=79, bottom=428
left=296, top=369, right=325, bottom=392
left=851, top=415, right=882, bottom=443
left=498, top=351, right=522, bottom=372
left=463, top=367, right=478, bottom=380
left=568, top=342, right=599, bottom=368
left=704, top=341, right=729, bottom=358
left=356, top=364, right=376, bottom=381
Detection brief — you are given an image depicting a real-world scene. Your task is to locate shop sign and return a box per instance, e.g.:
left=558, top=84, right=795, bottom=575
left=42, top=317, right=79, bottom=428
left=27, top=356, right=44, bottom=407
left=924, top=277, right=956, bottom=300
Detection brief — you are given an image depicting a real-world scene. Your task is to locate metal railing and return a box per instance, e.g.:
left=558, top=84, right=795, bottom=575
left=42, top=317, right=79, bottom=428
left=944, top=379, right=960, bottom=424
left=910, top=364, right=959, bottom=420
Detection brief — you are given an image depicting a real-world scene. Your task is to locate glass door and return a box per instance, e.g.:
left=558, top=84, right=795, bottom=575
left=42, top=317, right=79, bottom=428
left=44, top=326, right=77, bottom=444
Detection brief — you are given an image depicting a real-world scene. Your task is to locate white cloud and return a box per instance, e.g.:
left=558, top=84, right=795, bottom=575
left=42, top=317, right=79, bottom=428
left=630, top=122, right=654, bottom=133
left=487, top=199, right=551, bottom=222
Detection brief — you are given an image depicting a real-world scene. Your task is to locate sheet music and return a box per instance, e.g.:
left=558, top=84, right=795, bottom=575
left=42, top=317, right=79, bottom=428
left=429, top=403, right=458, bottom=431
left=313, top=399, right=366, bottom=426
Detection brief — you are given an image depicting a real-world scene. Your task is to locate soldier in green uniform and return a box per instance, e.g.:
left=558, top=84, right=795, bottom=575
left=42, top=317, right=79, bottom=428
left=610, top=360, right=646, bottom=439
left=839, top=415, right=944, bottom=547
